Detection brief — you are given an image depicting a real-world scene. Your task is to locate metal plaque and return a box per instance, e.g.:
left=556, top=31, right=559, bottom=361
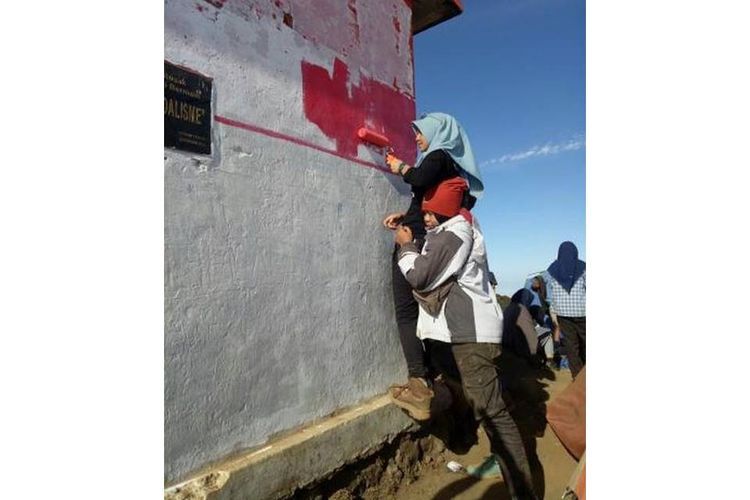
left=164, top=61, right=212, bottom=154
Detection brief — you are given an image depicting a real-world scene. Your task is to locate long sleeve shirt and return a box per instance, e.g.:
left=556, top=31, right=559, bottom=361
left=543, top=270, right=586, bottom=318
left=397, top=215, right=502, bottom=344
left=400, top=150, right=462, bottom=239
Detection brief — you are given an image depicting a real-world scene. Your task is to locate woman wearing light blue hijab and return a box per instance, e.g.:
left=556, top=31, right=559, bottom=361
left=381, top=112, right=486, bottom=419
left=408, top=112, right=484, bottom=198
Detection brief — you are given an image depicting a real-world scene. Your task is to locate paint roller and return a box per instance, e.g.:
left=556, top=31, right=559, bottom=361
left=358, top=127, right=403, bottom=175
left=357, top=127, right=393, bottom=157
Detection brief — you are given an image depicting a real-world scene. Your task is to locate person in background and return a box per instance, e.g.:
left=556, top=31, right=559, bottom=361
left=543, top=241, right=586, bottom=378
left=394, top=176, right=538, bottom=500
left=381, top=112, right=484, bottom=416
left=525, top=275, right=560, bottom=367
left=503, top=288, right=555, bottom=367
left=529, top=276, right=548, bottom=320
left=502, top=289, right=542, bottom=363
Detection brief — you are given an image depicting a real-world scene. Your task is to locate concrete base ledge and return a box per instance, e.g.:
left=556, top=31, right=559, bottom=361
left=165, top=395, right=416, bottom=500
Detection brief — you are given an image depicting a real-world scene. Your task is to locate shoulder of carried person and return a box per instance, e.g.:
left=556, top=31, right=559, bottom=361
left=438, top=215, right=472, bottom=237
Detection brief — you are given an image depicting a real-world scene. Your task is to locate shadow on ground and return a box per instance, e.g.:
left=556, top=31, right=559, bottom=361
left=430, top=476, right=512, bottom=500
left=424, top=349, right=559, bottom=499
left=291, top=351, right=569, bottom=500
left=499, top=351, right=558, bottom=499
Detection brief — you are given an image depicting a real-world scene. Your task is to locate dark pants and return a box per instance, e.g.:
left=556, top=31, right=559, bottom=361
left=558, top=316, right=586, bottom=378
left=427, top=340, right=537, bottom=499
left=391, top=242, right=427, bottom=379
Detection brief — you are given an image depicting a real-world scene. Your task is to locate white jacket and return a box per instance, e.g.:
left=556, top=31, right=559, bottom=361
left=398, top=215, right=503, bottom=344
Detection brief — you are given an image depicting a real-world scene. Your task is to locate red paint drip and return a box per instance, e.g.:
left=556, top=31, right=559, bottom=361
left=301, top=58, right=416, bottom=165
left=393, top=16, right=401, bottom=33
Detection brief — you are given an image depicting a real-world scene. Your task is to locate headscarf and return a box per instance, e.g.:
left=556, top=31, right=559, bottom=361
left=511, top=288, right=535, bottom=309
left=422, top=176, right=467, bottom=218
left=411, top=112, right=484, bottom=199
left=547, top=241, right=586, bottom=292
left=531, top=275, right=547, bottom=304
left=511, top=288, right=542, bottom=326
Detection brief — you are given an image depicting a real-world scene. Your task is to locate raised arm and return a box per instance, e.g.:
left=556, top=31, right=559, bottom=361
left=402, top=150, right=455, bottom=187
left=385, top=150, right=456, bottom=188
left=397, top=231, right=470, bottom=292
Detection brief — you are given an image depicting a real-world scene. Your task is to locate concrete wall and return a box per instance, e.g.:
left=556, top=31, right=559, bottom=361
left=165, top=0, right=417, bottom=484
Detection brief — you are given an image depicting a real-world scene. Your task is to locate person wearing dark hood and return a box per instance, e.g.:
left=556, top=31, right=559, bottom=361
left=502, top=289, right=542, bottom=364
left=543, top=241, right=586, bottom=378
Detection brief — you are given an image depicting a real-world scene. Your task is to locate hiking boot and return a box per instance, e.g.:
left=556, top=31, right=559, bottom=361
left=389, top=377, right=434, bottom=421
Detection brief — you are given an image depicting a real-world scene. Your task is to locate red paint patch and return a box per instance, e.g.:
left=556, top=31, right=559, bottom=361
left=301, top=58, right=416, bottom=164
left=393, top=16, right=401, bottom=33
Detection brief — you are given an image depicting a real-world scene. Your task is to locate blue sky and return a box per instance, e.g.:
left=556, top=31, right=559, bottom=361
left=413, top=0, right=586, bottom=296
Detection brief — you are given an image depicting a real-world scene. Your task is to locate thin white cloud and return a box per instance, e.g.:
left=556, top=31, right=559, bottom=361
left=481, top=135, right=585, bottom=167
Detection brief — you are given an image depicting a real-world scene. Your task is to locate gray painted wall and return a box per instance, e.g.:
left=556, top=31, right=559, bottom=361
left=165, top=0, right=415, bottom=483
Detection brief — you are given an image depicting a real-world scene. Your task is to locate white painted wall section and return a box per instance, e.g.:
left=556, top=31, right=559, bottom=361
left=165, top=0, right=416, bottom=483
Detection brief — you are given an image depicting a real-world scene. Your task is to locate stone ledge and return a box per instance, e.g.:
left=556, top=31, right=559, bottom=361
left=165, top=395, right=417, bottom=500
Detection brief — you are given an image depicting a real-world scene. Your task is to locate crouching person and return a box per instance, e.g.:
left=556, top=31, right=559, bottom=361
left=393, top=176, right=538, bottom=500
left=503, top=289, right=554, bottom=368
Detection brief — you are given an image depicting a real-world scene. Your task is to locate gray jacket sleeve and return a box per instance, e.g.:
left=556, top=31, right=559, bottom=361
left=397, top=231, right=469, bottom=292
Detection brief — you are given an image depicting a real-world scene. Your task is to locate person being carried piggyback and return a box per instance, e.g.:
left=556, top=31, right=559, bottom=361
left=392, top=176, right=538, bottom=500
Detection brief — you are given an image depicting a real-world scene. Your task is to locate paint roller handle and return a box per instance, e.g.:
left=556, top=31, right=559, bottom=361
left=385, top=153, right=409, bottom=175
left=385, top=151, right=396, bottom=166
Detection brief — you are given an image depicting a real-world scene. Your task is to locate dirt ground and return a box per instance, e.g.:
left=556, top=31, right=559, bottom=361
left=394, top=358, right=578, bottom=500
left=295, top=353, right=580, bottom=500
